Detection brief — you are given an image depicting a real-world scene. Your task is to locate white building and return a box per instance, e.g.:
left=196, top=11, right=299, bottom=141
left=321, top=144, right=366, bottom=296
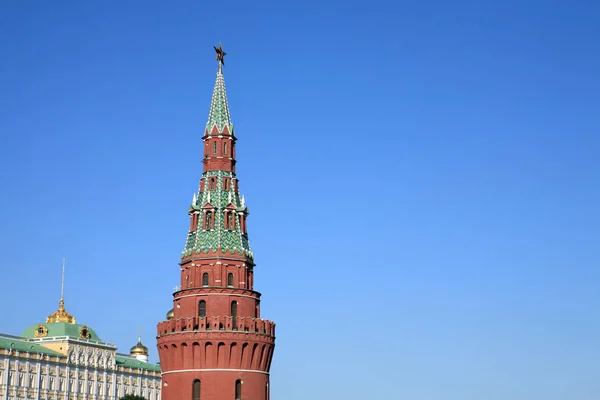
left=0, top=298, right=161, bottom=400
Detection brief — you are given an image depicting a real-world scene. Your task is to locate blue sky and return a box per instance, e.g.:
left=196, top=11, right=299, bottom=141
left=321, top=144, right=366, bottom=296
left=1, top=1, right=599, bottom=399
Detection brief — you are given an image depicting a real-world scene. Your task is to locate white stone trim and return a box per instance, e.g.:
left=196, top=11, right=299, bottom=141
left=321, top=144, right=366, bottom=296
left=162, top=368, right=268, bottom=375
left=176, top=293, right=258, bottom=300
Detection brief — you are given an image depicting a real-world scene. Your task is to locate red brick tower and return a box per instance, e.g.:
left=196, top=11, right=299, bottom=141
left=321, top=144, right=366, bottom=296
left=157, top=45, right=276, bottom=400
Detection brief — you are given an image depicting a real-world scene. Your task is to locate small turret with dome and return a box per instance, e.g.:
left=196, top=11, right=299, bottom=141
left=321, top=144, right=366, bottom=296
left=130, top=328, right=149, bottom=362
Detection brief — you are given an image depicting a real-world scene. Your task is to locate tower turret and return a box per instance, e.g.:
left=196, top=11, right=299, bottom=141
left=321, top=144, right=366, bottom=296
left=157, top=44, right=276, bottom=400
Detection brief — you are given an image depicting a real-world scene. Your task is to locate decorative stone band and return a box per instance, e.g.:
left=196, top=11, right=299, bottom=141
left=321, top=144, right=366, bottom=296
left=162, top=368, right=269, bottom=375
left=174, top=292, right=260, bottom=302
left=157, top=316, right=275, bottom=337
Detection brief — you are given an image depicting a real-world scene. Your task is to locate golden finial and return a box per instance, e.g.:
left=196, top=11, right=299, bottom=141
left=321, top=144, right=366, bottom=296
left=46, top=257, right=76, bottom=324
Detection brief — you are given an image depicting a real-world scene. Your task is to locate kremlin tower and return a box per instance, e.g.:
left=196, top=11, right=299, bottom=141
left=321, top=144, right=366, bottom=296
left=156, top=44, right=276, bottom=400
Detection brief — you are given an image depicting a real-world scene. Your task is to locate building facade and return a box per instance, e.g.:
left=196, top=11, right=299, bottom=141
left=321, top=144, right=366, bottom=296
left=156, top=49, right=276, bottom=400
left=0, top=299, right=161, bottom=400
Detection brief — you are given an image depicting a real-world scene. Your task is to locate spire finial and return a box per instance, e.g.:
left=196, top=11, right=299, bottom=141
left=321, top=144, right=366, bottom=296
left=138, top=326, right=142, bottom=342
left=214, top=42, right=226, bottom=72
left=46, top=258, right=76, bottom=324
left=60, top=256, right=66, bottom=302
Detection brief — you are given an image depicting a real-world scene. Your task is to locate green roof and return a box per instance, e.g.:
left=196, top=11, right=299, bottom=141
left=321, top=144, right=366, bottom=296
left=206, top=68, right=233, bottom=133
left=21, top=322, right=102, bottom=342
left=115, top=355, right=161, bottom=372
left=182, top=171, right=253, bottom=258
left=182, top=67, right=254, bottom=259
left=0, top=335, right=65, bottom=357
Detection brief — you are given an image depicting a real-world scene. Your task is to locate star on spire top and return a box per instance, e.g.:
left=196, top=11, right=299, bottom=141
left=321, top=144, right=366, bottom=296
left=214, top=42, right=226, bottom=70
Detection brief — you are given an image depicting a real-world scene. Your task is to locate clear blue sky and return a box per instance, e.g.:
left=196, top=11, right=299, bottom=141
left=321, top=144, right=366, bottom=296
left=1, top=1, right=599, bottom=399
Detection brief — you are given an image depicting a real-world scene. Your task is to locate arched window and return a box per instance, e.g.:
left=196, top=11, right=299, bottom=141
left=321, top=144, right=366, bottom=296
left=231, top=301, right=238, bottom=330
left=223, top=142, right=227, bottom=155
left=213, top=141, right=217, bottom=154
left=198, top=301, right=206, bottom=318
left=205, top=212, right=213, bottom=230
left=202, top=273, right=209, bottom=287
left=227, top=273, right=234, bottom=287
left=192, top=380, right=200, bottom=400
left=235, top=380, right=242, bottom=400
left=224, top=212, right=232, bottom=230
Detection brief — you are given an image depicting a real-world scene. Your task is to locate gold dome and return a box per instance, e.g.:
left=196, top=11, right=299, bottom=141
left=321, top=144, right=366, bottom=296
left=166, top=309, right=174, bottom=320
left=130, top=337, right=149, bottom=356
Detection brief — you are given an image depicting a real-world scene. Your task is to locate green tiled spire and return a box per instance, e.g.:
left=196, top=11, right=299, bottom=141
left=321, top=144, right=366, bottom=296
left=182, top=66, right=251, bottom=259
left=206, top=68, right=234, bottom=134
left=182, top=171, right=252, bottom=259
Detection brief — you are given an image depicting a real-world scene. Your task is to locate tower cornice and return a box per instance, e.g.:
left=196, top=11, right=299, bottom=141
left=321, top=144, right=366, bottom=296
left=172, top=287, right=262, bottom=300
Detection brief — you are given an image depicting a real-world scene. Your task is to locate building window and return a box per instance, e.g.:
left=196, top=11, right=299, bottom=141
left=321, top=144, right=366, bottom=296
left=191, top=213, right=199, bottom=231
left=223, top=211, right=235, bottom=230
left=213, top=141, right=217, bottom=154
left=226, top=212, right=235, bottom=229
left=202, top=273, right=209, bottom=287
left=231, top=301, right=238, bottom=330
left=193, top=380, right=201, bottom=400
left=205, top=212, right=213, bottom=230
left=235, top=380, right=242, bottom=400
left=199, top=300, right=206, bottom=318
left=223, top=142, right=227, bottom=155
left=227, top=273, right=234, bottom=287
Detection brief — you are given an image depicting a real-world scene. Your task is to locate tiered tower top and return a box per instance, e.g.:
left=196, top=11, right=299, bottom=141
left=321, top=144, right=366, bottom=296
left=181, top=46, right=252, bottom=261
